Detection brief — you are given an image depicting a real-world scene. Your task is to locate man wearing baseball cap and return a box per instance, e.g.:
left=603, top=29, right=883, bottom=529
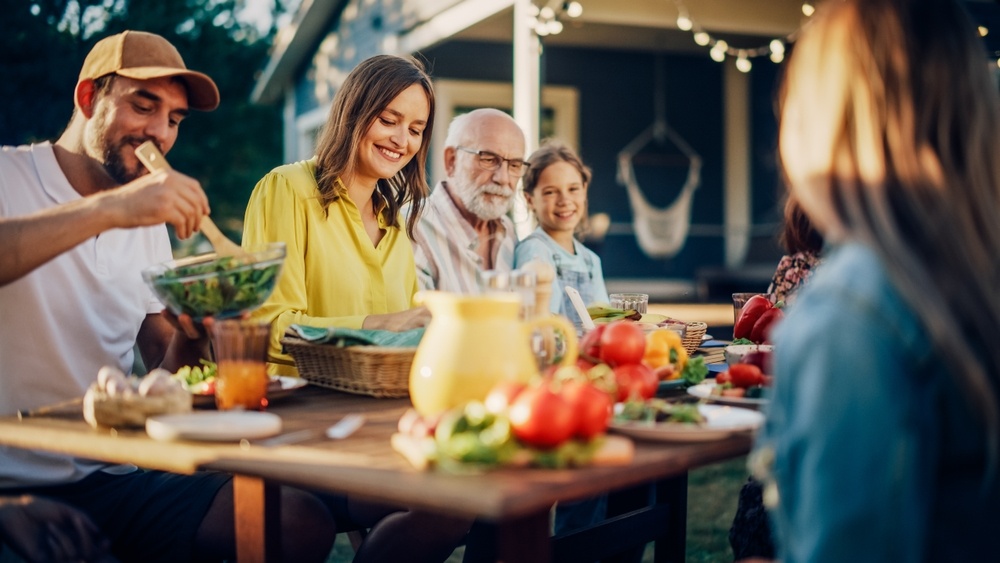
left=0, top=31, right=337, bottom=562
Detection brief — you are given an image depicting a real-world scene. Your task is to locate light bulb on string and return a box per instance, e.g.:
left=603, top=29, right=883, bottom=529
left=677, top=14, right=693, bottom=31
left=802, top=3, right=815, bottom=17
left=694, top=32, right=710, bottom=46
left=548, top=19, right=564, bottom=35
left=565, top=1, right=583, bottom=18
left=710, top=43, right=727, bottom=63
left=979, top=26, right=988, bottom=37
left=736, top=52, right=752, bottom=73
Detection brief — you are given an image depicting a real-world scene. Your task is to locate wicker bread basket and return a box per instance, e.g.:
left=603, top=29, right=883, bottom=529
left=682, top=322, right=708, bottom=356
left=281, top=337, right=413, bottom=398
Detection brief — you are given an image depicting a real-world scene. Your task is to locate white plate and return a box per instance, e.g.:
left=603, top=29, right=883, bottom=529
left=687, top=382, right=769, bottom=407
left=146, top=411, right=282, bottom=442
left=610, top=404, right=763, bottom=442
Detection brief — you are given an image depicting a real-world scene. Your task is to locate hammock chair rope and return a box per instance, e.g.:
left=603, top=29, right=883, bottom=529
left=616, top=58, right=702, bottom=259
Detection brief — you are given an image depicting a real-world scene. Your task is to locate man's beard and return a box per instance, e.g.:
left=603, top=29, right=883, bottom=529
left=101, top=135, right=151, bottom=185
left=452, top=177, right=514, bottom=220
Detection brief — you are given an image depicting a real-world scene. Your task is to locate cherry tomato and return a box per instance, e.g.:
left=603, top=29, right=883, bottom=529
left=715, top=370, right=732, bottom=385
left=613, top=363, right=658, bottom=402
left=728, top=363, right=764, bottom=388
left=561, top=380, right=612, bottom=440
left=509, top=383, right=576, bottom=448
left=599, top=321, right=646, bottom=367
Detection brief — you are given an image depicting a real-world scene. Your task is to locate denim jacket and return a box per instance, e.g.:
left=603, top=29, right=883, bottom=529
left=754, top=242, right=999, bottom=562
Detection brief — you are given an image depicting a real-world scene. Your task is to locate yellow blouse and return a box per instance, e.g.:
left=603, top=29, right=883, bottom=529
left=243, top=158, right=419, bottom=376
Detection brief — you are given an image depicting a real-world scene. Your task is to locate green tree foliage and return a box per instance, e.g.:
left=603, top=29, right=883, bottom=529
left=0, top=0, right=285, bottom=233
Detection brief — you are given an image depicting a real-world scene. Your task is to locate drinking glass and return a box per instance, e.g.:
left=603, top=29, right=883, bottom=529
left=210, top=319, right=271, bottom=410
left=609, top=293, right=649, bottom=314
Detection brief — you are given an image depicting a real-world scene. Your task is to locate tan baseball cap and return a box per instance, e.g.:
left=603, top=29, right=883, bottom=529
left=79, top=30, right=220, bottom=111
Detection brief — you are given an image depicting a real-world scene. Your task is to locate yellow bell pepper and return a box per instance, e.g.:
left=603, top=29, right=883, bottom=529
left=642, top=329, right=688, bottom=380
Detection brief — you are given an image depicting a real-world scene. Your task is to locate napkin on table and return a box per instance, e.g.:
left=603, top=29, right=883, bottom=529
left=285, top=325, right=424, bottom=348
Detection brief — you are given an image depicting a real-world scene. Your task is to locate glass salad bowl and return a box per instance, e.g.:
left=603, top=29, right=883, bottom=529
left=142, top=242, right=286, bottom=320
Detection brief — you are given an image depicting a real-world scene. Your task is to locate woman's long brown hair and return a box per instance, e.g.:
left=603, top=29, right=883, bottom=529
left=313, top=55, right=435, bottom=238
left=780, top=0, right=1000, bottom=477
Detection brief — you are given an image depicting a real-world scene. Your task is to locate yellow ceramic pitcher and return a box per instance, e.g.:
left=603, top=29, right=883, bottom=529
left=409, top=291, right=578, bottom=417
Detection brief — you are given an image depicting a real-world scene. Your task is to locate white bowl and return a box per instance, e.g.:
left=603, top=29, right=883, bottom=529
left=724, top=344, right=774, bottom=367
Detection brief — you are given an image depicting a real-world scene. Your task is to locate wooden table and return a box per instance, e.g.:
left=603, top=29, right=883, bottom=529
left=0, top=386, right=751, bottom=562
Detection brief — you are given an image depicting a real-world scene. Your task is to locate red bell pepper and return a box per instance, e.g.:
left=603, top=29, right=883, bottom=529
left=733, top=295, right=773, bottom=340
left=749, top=307, right=783, bottom=344
left=734, top=295, right=784, bottom=344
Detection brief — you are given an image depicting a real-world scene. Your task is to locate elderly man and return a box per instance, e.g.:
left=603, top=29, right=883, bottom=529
left=412, top=108, right=527, bottom=292
left=0, top=31, right=335, bottom=562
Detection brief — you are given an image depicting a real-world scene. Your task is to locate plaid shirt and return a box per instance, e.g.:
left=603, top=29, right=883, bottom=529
left=411, top=182, right=516, bottom=293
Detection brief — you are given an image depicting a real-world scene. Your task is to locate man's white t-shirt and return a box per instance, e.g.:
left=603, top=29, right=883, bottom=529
left=0, top=142, right=172, bottom=488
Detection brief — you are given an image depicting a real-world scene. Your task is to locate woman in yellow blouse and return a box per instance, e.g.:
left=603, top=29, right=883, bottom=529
left=244, top=55, right=434, bottom=376
left=243, top=55, right=471, bottom=562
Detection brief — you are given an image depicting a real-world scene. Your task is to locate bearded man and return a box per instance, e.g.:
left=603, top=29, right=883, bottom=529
left=411, top=108, right=527, bottom=292
left=0, top=31, right=336, bottom=562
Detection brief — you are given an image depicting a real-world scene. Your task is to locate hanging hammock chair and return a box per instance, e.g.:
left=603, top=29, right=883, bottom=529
left=616, top=57, right=702, bottom=260
left=616, top=120, right=702, bottom=259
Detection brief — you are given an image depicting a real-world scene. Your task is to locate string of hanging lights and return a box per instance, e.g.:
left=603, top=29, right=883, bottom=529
left=527, top=1, right=584, bottom=37
left=673, top=0, right=997, bottom=72
left=670, top=0, right=812, bottom=73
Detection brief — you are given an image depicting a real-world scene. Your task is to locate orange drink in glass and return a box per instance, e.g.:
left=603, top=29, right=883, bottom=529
left=210, top=319, right=271, bottom=410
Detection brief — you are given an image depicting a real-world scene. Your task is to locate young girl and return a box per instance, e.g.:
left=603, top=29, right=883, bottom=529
left=514, top=141, right=608, bottom=329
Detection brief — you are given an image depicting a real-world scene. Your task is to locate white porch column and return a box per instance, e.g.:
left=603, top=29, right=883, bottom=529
left=512, top=0, right=541, bottom=151
left=512, top=0, right=541, bottom=239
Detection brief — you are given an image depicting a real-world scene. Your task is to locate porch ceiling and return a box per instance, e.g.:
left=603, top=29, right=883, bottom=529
left=451, top=0, right=809, bottom=53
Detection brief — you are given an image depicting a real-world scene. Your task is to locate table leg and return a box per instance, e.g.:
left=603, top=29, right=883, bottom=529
left=492, top=510, right=551, bottom=563
left=233, top=475, right=282, bottom=563
left=653, top=474, right=687, bottom=563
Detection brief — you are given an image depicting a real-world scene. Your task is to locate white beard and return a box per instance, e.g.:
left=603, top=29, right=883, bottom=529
left=452, top=179, right=514, bottom=220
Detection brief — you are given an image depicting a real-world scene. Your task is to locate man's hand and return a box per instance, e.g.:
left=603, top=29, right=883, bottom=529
left=102, top=169, right=210, bottom=239
left=362, top=306, right=431, bottom=331
left=0, top=495, right=117, bottom=563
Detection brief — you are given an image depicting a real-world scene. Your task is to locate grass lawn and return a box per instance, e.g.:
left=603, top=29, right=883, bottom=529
left=327, top=455, right=748, bottom=562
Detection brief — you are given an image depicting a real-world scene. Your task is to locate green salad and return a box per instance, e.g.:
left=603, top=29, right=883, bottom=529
left=144, top=243, right=285, bottom=319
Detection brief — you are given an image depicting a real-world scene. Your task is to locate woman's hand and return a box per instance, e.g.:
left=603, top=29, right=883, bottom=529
left=362, top=306, right=430, bottom=332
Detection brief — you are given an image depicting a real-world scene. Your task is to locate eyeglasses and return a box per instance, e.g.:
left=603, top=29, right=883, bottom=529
left=456, top=147, right=529, bottom=177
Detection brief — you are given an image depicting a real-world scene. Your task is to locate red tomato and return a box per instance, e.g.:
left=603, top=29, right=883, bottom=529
left=579, top=325, right=606, bottom=361
left=484, top=380, right=526, bottom=414
left=613, top=363, right=658, bottom=402
left=599, top=321, right=646, bottom=367
left=715, top=370, right=732, bottom=385
left=734, top=295, right=773, bottom=340
left=728, top=363, right=764, bottom=388
left=749, top=308, right=784, bottom=344
left=509, top=384, right=576, bottom=448
left=561, top=380, right=612, bottom=440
